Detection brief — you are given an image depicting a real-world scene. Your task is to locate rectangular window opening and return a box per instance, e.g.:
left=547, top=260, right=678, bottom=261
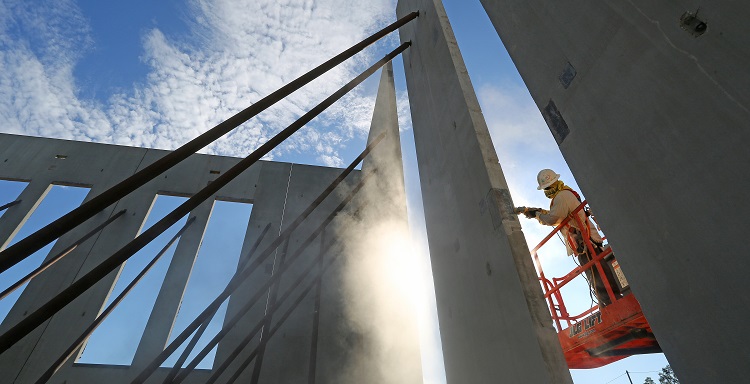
left=162, top=200, right=253, bottom=369
left=0, top=184, right=90, bottom=323
left=77, top=194, right=190, bottom=366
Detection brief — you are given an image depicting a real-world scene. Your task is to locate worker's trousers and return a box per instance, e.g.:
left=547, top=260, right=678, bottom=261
left=577, top=248, right=620, bottom=307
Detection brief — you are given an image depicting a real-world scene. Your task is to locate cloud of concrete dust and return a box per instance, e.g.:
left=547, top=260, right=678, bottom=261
left=331, top=151, right=427, bottom=383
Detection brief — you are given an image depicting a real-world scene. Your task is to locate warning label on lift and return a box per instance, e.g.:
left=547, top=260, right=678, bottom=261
left=611, top=260, right=629, bottom=289
left=569, top=311, right=602, bottom=338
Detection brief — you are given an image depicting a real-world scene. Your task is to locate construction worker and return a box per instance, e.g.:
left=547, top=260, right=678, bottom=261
left=519, top=169, right=621, bottom=306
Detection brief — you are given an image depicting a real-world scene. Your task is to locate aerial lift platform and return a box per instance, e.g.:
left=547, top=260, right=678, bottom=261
left=529, top=201, right=662, bottom=369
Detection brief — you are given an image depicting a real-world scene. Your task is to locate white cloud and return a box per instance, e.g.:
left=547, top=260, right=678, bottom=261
left=396, top=89, right=413, bottom=132
left=0, top=0, right=400, bottom=165
left=0, top=0, right=112, bottom=143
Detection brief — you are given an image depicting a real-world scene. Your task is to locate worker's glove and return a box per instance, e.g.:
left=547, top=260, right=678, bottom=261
left=514, top=207, right=542, bottom=219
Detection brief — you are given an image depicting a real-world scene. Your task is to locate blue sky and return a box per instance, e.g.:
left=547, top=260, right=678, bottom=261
left=0, top=0, right=670, bottom=382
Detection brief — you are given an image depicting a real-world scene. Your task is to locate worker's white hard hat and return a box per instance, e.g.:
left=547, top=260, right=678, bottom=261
left=537, top=169, right=560, bottom=190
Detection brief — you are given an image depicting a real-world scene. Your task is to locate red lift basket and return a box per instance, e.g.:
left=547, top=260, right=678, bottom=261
left=530, top=200, right=661, bottom=369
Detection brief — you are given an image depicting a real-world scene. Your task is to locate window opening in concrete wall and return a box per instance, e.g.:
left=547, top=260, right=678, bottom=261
left=0, top=184, right=90, bottom=322
left=77, top=194, right=190, bottom=366
left=163, top=200, right=253, bottom=369
left=0, top=179, right=29, bottom=219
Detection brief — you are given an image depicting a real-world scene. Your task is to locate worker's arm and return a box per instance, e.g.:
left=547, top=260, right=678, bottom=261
left=537, top=192, right=572, bottom=226
left=514, top=206, right=547, bottom=219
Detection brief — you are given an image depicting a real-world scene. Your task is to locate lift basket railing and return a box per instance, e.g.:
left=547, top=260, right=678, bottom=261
left=530, top=200, right=617, bottom=331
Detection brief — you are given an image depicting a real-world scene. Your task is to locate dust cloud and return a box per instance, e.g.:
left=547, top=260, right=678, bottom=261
left=329, top=135, right=428, bottom=383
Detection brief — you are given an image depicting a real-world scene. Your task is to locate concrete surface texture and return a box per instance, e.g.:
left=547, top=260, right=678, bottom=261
left=396, top=0, right=572, bottom=383
left=0, top=115, right=416, bottom=383
left=478, top=0, right=750, bottom=382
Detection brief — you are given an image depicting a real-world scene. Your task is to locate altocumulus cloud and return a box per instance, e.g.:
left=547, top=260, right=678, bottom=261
left=0, top=0, right=401, bottom=167
left=0, top=0, right=112, bottom=143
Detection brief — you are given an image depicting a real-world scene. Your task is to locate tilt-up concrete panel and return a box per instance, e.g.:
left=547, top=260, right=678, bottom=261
left=0, top=133, right=381, bottom=383
left=478, top=1, right=750, bottom=382
left=0, top=134, right=263, bottom=384
left=317, top=62, right=422, bottom=384
left=396, top=1, right=572, bottom=383
left=224, top=164, right=358, bottom=384
left=360, top=62, right=422, bottom=384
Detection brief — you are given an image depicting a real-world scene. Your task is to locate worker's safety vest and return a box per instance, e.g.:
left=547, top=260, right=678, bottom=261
left=553, top=187, right=600, bottom=252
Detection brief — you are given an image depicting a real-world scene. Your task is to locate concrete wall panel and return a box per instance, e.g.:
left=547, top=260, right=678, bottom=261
left=396, top=1, right=572, bottom=383
left=479, top=1, right=750, bottom=382
left=0, top=134, right=390, bottom=383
